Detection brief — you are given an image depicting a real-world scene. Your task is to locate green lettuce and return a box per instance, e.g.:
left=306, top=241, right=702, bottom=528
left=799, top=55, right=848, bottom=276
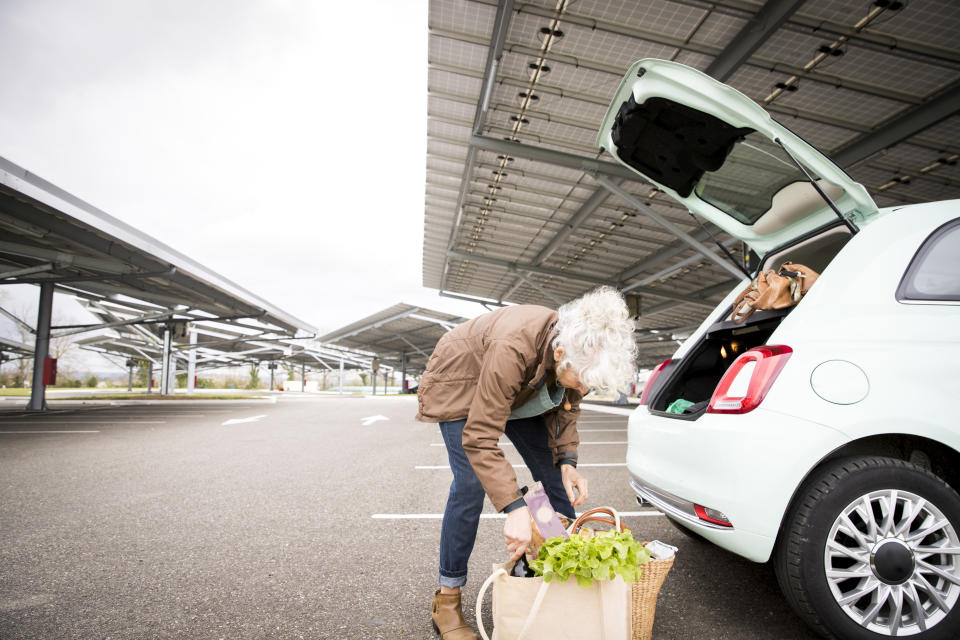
left=529, top=531, right=650, bottom=588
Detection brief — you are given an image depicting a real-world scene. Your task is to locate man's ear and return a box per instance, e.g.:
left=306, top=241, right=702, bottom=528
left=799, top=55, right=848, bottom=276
left=553, top=346, right=564, bottom=362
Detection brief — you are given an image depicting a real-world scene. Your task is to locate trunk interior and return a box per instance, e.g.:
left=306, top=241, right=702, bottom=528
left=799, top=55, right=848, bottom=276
left=648, top=222, right=852, bottom=417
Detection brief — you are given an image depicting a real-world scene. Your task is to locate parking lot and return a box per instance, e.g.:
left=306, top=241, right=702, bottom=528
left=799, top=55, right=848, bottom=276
left=0, top=395, right=820, bottom=639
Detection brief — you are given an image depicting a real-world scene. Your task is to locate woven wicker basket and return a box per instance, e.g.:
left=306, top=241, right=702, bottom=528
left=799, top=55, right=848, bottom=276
left=631, top=548, right=675, bottom=640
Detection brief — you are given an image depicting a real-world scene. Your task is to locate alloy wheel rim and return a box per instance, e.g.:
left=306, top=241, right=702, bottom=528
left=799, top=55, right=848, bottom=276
left=824, top=489, right=960, bottom=636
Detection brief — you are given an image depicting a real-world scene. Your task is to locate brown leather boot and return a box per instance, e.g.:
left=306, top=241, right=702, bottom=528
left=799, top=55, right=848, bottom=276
left=431, top=589, right=480, bottom=640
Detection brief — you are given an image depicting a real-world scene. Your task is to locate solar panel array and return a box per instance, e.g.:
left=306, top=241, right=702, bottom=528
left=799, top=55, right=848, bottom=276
left=426, top=0, right=960, bottom=366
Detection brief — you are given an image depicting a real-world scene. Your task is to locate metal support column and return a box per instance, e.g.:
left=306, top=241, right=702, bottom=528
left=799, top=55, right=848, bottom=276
left=25, top=282, right=54, bottom=411
left=301, top=361, right=306, bottom=392
left=269, top=364, right=275, bottom=391
left=339, top=358, right=344, bottom=395
left=147, top=362, right=153, bottom=394
left=401, top=351, right=407, bottom=393
left=168, top=354, right=177, bottom=394
left=127, top=359, right=134, bottom=392
left=372, top=370, right=377, bottom=395
left=160, top=327, right=172, bottom=395
left=384, top=371, right=389, bottom=394
left=187, top=326, right=197, bottom=395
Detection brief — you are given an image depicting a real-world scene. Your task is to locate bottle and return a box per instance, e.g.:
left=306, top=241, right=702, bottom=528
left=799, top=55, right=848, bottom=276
left=511, top=554, right=535, bottom=578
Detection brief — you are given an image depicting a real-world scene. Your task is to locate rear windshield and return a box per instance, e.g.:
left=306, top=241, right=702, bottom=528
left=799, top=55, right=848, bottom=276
left=694, top=132, right=817, bottom=225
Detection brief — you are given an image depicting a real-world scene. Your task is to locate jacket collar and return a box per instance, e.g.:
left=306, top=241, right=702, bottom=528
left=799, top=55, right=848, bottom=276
left=531, top=325, right=559, bottom=389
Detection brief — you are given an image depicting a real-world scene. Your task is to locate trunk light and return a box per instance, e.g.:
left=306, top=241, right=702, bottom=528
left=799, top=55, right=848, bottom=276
left=707, top=345, right=793, bottom=414
left=694, top=504, right=733, bottom=527
left=639, top=358, right=672, bottom=405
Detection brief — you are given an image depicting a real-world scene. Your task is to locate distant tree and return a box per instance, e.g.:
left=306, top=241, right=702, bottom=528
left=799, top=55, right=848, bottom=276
left=85, top=374, right=98, bottom=388
left=246, top=364, right=261, bottom=389
left=3, top=303, right=81, bottom=387
left=358, top=372, right=368, bottom=386
left=135, top=362, right=152, bottom=388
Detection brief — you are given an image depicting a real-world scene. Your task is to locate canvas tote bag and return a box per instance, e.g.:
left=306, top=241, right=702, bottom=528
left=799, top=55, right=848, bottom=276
left=475, top=507, right=634, bottom=640
left=476, top=564, right=631, bottom=640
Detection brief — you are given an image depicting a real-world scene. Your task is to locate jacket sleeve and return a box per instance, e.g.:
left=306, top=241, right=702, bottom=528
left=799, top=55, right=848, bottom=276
left=548, top=389, right=582, bottom=466
left=462, top=339, right=528, bottom=512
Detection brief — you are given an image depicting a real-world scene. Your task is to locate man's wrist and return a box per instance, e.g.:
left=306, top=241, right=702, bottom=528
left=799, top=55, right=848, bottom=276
left=557, top=453, right=578, bottom=469
left=502, top=497, right=527, bottom=513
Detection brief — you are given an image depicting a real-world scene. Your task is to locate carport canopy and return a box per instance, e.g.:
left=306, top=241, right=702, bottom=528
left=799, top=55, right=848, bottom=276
left=317, top=303, right=467, bottom=390
left=0, top=155, right=316, bottom=408
left=426, top=0, right=960, bottom=368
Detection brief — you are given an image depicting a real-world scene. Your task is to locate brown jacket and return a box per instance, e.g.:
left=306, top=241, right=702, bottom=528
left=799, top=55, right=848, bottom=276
left=416, top=305, right=581, bottom=511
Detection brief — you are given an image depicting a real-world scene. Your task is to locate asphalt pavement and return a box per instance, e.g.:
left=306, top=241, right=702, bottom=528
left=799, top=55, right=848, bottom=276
left=0, top=394, right=820, bottom=639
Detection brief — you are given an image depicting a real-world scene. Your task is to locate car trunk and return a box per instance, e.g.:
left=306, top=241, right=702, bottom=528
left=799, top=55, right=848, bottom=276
left=647, top=222, right=852, bottom=417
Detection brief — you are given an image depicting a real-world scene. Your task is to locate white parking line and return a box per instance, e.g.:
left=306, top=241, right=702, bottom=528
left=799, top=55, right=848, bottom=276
left=415, top=463, right=627, bottom=469
left=579, top=404, right=635, bottom=416
left=576, top=428, right=626, bottom=432
left=0, top=430, right=100, bottom=434
left=371, top=511, right=662, bottom=519
left=0, top=421, right=165, bottom=425
left=430, top=441, right=627, bottom=447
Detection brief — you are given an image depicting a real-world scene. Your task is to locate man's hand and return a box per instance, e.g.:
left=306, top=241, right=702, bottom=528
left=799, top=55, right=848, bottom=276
left=561, top=465, right=588, bottom=507
left=504, top=506, right=532, bottom=562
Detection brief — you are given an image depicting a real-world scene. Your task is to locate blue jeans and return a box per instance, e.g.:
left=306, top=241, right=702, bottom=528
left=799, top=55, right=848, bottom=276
left=437, top=415, right=576, bottom=588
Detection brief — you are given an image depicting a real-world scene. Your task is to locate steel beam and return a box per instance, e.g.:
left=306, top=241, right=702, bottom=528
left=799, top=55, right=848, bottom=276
left=0, top=240, right=130, bottom=274
left=512, top=269, right=563, bottom=305
left=593, top=176, right=746, bottom=280
left=25, top=282, right=54, bottom=411
left=498, top=182, right=617, bottom=300
left=0, top=304, right=36, bottom=335
left=621, top=238, right=740, bottom=294
left=320, top=308, right=422, bottom=344
left=440, top=0, right=514, bottom=294
left=470, top=136, right=642, bottom=182
left=831, top=81, right=960, bottom=168
left=187, top=326, right=197, bottom=395
left=397, top=335, right=430, bottom=359
left=407, top=313, right=457, bottom=331
left=52, top=310, right=175, bottom=338
left=0, top=263, right=54, bottom=280
left=160, top=328, right=172, bottom=395
left=642, top=280, right=742, bottom=316
left=447, top=249, right=612, bottom=287
left=439, top=291, right=507, bottom=307
left=705, top=0, right=806, bottom=81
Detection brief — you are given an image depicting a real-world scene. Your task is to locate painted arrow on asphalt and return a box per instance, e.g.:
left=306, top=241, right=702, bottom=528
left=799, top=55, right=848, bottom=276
left=221, top=415, right=267, bottom=425
left=361, top=415, right=389, bottom=426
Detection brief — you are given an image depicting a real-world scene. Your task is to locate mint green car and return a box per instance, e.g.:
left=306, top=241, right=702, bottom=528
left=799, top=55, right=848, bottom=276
left=599, top=59, right=960, bottom=640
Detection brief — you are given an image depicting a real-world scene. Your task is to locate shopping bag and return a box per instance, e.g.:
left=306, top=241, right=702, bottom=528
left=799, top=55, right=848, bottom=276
left=476, top=563, right=631, bottom=640
left=730, top=261, right=819, bottom=324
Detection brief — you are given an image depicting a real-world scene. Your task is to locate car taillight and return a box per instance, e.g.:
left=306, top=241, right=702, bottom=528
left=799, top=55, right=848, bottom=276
left=639, top=358, right=672, bottom=405
left=706, top=345, right=793, bottom=414
left=694, top=504, right=733, bottom=527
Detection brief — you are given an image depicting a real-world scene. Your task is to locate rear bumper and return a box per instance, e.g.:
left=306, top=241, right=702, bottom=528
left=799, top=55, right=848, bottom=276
left=626, top=406, right=848, bottom=563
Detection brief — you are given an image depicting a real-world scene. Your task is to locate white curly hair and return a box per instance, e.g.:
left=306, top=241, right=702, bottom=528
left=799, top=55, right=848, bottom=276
left=552, top=286, right=637, bottom=394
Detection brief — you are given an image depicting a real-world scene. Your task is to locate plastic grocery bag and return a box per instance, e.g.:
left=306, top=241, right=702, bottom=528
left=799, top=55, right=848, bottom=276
left=476, top=562, right=631, bottom=640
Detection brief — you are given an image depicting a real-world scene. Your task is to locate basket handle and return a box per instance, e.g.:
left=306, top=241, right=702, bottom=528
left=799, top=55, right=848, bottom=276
left=571, top=507, right=627, bottom=534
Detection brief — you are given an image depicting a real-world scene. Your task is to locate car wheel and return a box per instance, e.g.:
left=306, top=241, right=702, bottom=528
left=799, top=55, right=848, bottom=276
left=666, top=515, right=706, bottom=542
left=774, top=456, right=960, bottom=639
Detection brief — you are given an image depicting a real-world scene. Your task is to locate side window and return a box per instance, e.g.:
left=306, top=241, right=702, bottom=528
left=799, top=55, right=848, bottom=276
left=897, top=218, right=960, bottom=302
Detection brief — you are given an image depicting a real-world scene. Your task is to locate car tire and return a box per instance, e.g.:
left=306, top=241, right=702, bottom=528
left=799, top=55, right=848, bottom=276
left=774, top=456, right=960, bottom=640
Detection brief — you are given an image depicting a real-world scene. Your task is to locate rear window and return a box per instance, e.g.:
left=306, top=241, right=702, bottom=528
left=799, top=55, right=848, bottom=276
left=695, top=132, right=815, bottom=225
left=897, top=218, right=960, bottom=302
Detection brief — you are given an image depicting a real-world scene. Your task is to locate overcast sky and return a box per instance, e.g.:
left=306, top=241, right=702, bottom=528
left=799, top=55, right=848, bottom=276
left=0, top=0, right=484, bottom=348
